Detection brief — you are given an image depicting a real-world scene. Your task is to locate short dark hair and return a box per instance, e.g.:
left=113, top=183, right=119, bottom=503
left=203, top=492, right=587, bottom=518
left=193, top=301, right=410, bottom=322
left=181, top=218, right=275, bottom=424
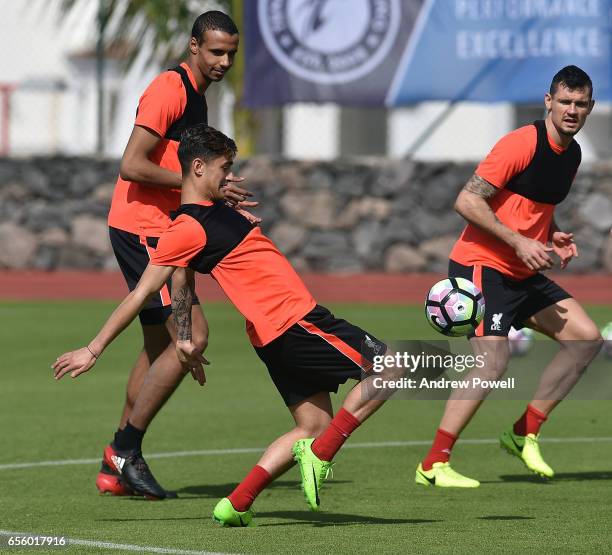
left=178, top=124, right=237, bottom=175
left=191, top=11, right=238, bottom=44
left=550, top=65, right=593, bottom=98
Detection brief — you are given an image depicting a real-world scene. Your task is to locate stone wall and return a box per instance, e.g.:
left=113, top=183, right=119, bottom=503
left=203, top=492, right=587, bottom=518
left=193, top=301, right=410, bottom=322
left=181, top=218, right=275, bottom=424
left=0, top=156, right=611, bottom=272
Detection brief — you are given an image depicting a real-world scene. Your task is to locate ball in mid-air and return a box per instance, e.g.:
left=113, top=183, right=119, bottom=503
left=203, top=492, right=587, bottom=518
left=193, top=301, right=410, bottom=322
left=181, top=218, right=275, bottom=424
left=425, top=277, right=485, bottom=337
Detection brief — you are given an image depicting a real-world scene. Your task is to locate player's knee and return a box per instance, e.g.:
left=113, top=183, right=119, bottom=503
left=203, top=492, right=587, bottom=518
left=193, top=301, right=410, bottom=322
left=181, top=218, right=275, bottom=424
left=572, top=323, right=602, bottom=343
left=479, top=344, right=510, bottom=379
left=378, top=361, right=407, bottom=382
left=571, top=333, right=603, bottom=360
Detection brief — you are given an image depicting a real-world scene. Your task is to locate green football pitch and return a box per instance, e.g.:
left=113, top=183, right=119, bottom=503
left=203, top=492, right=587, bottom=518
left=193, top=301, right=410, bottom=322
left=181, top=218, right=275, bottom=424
left=1, top=301, right=611, bottom=554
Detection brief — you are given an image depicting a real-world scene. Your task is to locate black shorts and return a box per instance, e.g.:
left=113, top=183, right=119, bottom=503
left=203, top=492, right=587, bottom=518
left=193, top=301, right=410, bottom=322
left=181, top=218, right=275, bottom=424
left=109, top=226, right=199, bottom=325
left=254, top=305, right=387, bottom=407
left=449, top=260, right=571, bottom=337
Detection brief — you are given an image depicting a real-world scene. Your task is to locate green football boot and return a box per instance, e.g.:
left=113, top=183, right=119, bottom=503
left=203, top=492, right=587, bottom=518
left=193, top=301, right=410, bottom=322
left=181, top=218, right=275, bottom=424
left=500, top=430, right=554, bottom=478
left=292, top=438, right=334, bottom=511
left=415, top=462, right=480, bottom=488
left=212, top=497, right=255, bottom=527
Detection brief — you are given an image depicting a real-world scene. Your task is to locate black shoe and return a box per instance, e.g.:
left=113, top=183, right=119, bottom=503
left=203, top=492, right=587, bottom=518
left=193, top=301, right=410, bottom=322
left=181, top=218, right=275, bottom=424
left=107, top=446, right=176, bottom=500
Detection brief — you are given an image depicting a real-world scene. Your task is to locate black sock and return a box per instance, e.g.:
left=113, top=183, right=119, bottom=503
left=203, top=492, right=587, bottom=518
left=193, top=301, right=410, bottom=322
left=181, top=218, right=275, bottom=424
left=113, top=422, right=145, bottom=452
left=113, top=427, right=123, bottom=446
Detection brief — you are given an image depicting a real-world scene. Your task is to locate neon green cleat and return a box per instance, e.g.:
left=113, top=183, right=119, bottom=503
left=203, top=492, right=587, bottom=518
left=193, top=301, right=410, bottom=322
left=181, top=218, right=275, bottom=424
left=415, top=462, right=480, bottom=488
left=500, top=430, right=554, bottom=478
left=212, top=497, right=255, bottom=527
left=292, top=438, right=334, bottom=511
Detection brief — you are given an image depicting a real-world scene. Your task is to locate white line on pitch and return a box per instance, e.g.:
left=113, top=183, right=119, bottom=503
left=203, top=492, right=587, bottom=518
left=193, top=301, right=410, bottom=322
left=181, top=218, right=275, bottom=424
left=0, top=530, right=234, bottom=555
left=1, top=437, right=611, bottom=472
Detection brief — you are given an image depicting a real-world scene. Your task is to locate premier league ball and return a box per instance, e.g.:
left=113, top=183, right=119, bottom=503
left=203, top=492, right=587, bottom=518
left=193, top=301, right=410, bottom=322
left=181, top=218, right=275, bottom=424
left=508, top=326, right=535, bottom=356
left=425, top=277, right=485, bottom=337
left=601, top=322, right=612, bottom=359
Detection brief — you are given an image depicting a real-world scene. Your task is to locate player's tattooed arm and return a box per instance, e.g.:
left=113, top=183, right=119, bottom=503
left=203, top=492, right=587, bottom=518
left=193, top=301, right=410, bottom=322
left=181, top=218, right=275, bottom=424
left=456, top=174, right=554, bottom=272
left=171, top=268, right=194, bottom=342
left=462, top=174, right=499, bottom=199
left=171, top=268, right=207, bottom=385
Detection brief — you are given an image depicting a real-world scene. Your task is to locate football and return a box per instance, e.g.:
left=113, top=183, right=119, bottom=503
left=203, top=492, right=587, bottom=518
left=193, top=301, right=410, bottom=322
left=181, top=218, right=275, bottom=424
left=508, top=326, right=535, bottom=356
left=425, top=277, right=485, bottom=337
left=601, top=322, right=612, bottom=359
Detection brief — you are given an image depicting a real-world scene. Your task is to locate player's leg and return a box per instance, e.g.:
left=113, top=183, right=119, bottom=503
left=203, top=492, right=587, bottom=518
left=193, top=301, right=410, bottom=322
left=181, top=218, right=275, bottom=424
left=418, top=263, right=517, bottom=486
left=415, top=336, right=509, bottom=488
left=118, top=323, right=172, bottom=428
left=527, top=297, right=602, bottom=410
left=500, top=293, right=603, bottom=477
left=108, top=305, right=209, bottom=499
left=128, top=306, right=208, bottom=430
left=288, top=306, right=402, bottom=509
left=96, top=322, right=170, bottom=496
left=98, top=228, right=175, bottom=496
left=213, top=392, right=333, bottom=527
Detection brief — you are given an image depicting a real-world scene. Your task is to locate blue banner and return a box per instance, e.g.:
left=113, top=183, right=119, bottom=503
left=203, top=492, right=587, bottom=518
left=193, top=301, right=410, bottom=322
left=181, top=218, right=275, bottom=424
left=244, top=0, right=612, bottom=106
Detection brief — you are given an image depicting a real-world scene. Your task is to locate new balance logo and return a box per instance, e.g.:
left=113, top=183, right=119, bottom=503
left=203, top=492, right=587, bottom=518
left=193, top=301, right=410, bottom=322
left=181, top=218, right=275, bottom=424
left=111, top=455, right=126, bottom=473
left=491, top=313, right=503, bottom=331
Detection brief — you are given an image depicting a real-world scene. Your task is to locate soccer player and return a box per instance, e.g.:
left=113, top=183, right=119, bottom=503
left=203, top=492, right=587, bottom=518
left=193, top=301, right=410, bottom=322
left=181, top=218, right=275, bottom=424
left=415, top=66, right=603, bottom=488
left=53, top=124, right=402, bottom=526
left=100, top=11, right=257, bottom=499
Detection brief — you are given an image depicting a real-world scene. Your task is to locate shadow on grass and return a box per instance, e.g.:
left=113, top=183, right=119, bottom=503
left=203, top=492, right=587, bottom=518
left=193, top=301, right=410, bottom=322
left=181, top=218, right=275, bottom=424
left=496, top=470, right=612, bottom=483
left=96, top=511, right=439, bottom=526
left=477, top=516, right=535, bottom=521
left=171, top=480, right=352, bottom=499
left=255, top=510, right=441, bottom=527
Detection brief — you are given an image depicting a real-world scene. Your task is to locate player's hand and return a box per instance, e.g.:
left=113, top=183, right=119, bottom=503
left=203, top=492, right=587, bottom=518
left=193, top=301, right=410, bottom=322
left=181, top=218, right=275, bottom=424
left=221, top=173, right=255, bottom=205
left=52, top=347, right=97, bottom=380
left=222, top=174, right=262, bottom=225
left=176, top=340, right=209, bottom=386
left=513, top=236, right=554, bottom=271
left=550, top=231, right=578, bottom=269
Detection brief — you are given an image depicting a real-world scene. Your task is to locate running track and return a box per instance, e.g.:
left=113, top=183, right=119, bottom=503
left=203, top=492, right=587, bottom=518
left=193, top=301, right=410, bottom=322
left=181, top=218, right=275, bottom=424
left=1, top=271, right=611, bottom=303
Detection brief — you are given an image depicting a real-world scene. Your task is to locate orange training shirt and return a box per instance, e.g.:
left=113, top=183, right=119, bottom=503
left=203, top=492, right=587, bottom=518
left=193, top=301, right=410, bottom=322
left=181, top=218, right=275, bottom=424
left=108, top=63, right=205, bottom=236
left=450, top=124, right=569, bottom=280
left=151, top=206, right=317, bottom=346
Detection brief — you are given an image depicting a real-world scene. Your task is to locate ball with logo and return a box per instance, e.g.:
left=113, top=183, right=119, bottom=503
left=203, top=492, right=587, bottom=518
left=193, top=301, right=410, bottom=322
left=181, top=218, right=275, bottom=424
left=425, top=278, right=485, bottom=337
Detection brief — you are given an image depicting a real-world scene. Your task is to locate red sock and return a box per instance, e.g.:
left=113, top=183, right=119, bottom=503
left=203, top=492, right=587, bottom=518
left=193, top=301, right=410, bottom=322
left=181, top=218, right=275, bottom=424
left=513, top=404, right=547, bottom=436
left=311, top=408, right=361, bottom=462
left=422, top=429, right=457, bottom=471
left=228, top=465, right=272, bottom=512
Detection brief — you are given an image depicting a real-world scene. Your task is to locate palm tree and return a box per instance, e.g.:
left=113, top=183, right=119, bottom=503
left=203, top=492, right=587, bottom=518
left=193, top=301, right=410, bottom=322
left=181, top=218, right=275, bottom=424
left=59, top=0, right=252, bottom=154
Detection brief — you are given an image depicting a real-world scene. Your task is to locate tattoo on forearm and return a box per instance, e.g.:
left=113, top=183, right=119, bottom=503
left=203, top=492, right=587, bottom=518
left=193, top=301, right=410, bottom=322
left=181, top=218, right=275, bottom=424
left=172, top=284, right=193, bottom=341
left=463, top=174, right=498, bottom=199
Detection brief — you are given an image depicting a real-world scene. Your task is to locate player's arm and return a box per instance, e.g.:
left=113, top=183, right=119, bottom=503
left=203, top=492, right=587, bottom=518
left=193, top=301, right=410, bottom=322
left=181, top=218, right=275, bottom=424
left=119, top=126, right=183, bottom=188
left=455, top=174, right=554, bottom=271
left=171, top=267, right=208, bottom=385
left=548, top=216, right=578, bottom=269
left=52, top=264, right=175, bottom=380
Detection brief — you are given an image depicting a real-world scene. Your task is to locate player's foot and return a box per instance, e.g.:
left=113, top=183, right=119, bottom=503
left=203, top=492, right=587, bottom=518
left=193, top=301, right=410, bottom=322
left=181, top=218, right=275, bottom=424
left=96, top=461, right=134, bottom=496
left=415, top=462, right=480, bottom=488
left=103, top=444, right=177, bottom=500
left=212, top=498, right=255, bottom=527
left=292, top=438, right=334, bottom=511
left=500, top=430, right=554, bottom=478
